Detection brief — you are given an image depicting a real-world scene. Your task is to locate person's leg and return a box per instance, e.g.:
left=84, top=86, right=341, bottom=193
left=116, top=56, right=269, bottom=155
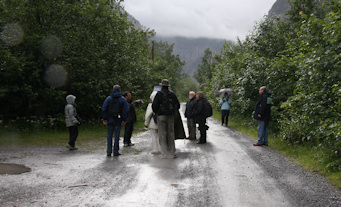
left=221, top=110, right=226, bottom=125
left=226, top=110, right=230, bottom=126
left=187, top=118, right=191, bottom=138
left=264, top=121, right=269, bottom=145
left=167, top=116, right=176, bottom=156
left=188, top=118, right=196, bottom=139
left=257, top=120, right=265, bottom=144
left=123, top=122, right=134, bottom=144
left=68, top=126, right=78, bottom=147
left=157, top=115, right=168, bottom=156
left=113, top=125, right=121, bottom=154
left=151, top=129, right=159, bottom=153
left=106, top=125, right=114, bottom=154
left=198, top=119, right=206, bottom=143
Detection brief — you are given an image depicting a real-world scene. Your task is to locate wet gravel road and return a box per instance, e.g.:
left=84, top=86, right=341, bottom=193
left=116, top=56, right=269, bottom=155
left=1, top=104, right=341, bottom=206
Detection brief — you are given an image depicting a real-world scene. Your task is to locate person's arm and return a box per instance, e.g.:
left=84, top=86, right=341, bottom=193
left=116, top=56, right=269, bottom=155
left=258, top=95, right=267, bottom=117
left=101, top=97, right=110, bottom=122
left=152, top=92, right=160, bottom=113
left=121, top=98, right=129, bottom=125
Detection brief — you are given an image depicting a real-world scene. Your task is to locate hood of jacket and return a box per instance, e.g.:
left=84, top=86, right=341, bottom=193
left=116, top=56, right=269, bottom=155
left=110, top=91, right=122, bottom=98
left=150, top=91, right=157, bottom=102
left=66, top=95, right=76, bottom=105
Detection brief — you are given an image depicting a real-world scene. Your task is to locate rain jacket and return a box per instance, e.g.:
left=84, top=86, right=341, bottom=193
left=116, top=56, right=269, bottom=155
left=126, top=100, right=140, bottom=123
left=101, top=91, right=129, bottom=126
left=185, top=97, right=197, bottom=118
left=219, top=96, right=232, bottom=110
left=145, top=91, right=158, bottom=129
left=152, top=87, right=180, bottom=116
left=193, top=98, right=206, bottom=121
left=254, top=92, right=271, bottom=122
left=65, top=95, right=79, bottom=127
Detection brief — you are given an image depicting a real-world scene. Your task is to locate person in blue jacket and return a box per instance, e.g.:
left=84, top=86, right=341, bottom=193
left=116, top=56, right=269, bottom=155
left=219, top=92, right=232, bottom=126
left=102, top=85, right=129, bottom=156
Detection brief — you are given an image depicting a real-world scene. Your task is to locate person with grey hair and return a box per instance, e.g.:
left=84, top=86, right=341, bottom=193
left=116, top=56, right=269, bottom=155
left=152, top=79, right=180, bottom=159
left=102, top=85, right=129, bottom=156
left=253, top=86, right=272, bottom=146
left=185, top=91, right=197, bottom=140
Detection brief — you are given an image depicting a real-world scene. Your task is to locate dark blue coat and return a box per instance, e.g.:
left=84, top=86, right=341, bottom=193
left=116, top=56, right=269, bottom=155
left=102, top=91, right=129, bottom=125
left=185, top=97, right=197, bottom=118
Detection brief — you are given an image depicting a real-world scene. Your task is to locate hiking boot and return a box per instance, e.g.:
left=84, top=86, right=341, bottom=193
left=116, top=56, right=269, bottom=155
left=70, top=146, right=78, bottom=150
left=159, top=154, right=167, bottom=159
left=189, top=136, right=196, bottom=140
left=114, top=153, right=121, bottom=156
left=66, top=144, right=72, bottom=150
left=107, top=153, right=112, bottom=156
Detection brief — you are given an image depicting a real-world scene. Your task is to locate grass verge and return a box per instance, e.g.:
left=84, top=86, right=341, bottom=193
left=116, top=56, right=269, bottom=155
left=213, top=109, right=341, bottom=189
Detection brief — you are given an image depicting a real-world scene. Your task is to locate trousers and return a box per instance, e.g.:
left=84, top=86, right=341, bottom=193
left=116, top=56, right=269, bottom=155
left=68, top=126, right=78, bottom=147
left=187, top=117, right=196, bottom=138
left=157, top=115, right=176, bottom=155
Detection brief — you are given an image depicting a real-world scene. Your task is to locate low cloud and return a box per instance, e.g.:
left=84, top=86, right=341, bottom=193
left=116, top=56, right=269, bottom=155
left=123, top=0, right=276, bottom=40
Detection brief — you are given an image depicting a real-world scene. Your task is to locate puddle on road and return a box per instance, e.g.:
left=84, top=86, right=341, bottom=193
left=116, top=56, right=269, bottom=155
left=0, top=163, right=31, bottom=175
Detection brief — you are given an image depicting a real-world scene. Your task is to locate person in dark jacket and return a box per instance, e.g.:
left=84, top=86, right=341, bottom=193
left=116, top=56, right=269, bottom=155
left=123, top=91, right=142, bottom=147
left=152, top=79, right=180, bottom=159
left=193, top=91, right=207, bottom=144
left=253, top=86, right=272, bottom=146
left=185, top=91, right=197, bottom=140
left=102, top=85, right=129, bottom=156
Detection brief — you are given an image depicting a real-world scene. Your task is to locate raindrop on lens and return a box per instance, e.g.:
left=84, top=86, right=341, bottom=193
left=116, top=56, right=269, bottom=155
left=1, top=23, right=24, bottom=46
left=44, top=64, right=67, bottom=88
left=41, top=35, right=63, bottom=59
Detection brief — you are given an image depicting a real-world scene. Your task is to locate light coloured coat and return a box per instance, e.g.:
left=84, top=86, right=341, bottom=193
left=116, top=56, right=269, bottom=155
left=219, top=96, right=232, bottom=110
left=144, top=91, right=158, bottom=129
left=65, top=95, right=79, bottom=127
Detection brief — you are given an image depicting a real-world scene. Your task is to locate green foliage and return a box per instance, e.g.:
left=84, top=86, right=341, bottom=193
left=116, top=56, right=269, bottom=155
left=199, top=0, right=341, bottom=171
left=0, top=1, right=186, bottom=123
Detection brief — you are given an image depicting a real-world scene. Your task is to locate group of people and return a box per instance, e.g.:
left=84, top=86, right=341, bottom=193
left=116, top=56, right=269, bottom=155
left=64, top=78, right=272, bottom=157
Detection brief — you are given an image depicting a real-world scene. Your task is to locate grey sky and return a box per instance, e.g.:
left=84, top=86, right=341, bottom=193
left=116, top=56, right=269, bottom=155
left=122, top=0, right=277, bottom=41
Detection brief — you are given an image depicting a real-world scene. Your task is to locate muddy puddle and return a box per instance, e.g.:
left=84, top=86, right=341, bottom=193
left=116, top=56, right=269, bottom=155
left=0, top=163, right=31, bottom=175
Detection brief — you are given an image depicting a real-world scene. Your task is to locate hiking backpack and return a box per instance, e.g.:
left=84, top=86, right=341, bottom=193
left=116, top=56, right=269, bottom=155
left=203, top=99, right=213, bottom=118
left=108, top=97, right=121, bottom=119
left=158, top=91, right=174, bottom=115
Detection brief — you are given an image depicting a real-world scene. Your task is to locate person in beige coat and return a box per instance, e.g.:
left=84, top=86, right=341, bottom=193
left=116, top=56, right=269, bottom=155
left=145, top=91, right=161, bottom=154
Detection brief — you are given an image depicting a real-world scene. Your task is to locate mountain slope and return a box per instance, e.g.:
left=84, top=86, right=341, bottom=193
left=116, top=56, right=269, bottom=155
left=153, top=36, right=227, bottom=76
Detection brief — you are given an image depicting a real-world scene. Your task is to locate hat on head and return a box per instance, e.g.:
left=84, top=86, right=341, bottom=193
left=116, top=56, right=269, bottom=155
left=113, top=85, right=121, bottom=92
left=159, top=79, right=170, bottom=87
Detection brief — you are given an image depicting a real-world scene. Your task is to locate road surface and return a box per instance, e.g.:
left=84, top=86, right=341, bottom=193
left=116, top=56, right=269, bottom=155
left=1, top=104, right=341, bottom=206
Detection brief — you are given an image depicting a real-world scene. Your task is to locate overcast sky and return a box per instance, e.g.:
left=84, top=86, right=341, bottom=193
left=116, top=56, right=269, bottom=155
left=122, top=0, right=277, bottom=41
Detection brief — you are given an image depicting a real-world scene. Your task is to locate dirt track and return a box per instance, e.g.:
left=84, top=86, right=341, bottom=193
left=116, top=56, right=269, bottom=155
left=1, top=104, right=341, bottom=206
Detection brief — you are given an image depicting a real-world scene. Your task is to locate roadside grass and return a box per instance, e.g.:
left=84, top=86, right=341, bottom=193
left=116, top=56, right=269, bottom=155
left=0, top=109, right=148, bottom=148
left=213, top=109, right=341, bottom=189
left=0, top=123, right=107, bottom=148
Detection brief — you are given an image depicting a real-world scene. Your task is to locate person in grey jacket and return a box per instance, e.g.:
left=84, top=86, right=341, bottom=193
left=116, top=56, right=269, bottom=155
left=65, top=95, right=80, bottom=150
